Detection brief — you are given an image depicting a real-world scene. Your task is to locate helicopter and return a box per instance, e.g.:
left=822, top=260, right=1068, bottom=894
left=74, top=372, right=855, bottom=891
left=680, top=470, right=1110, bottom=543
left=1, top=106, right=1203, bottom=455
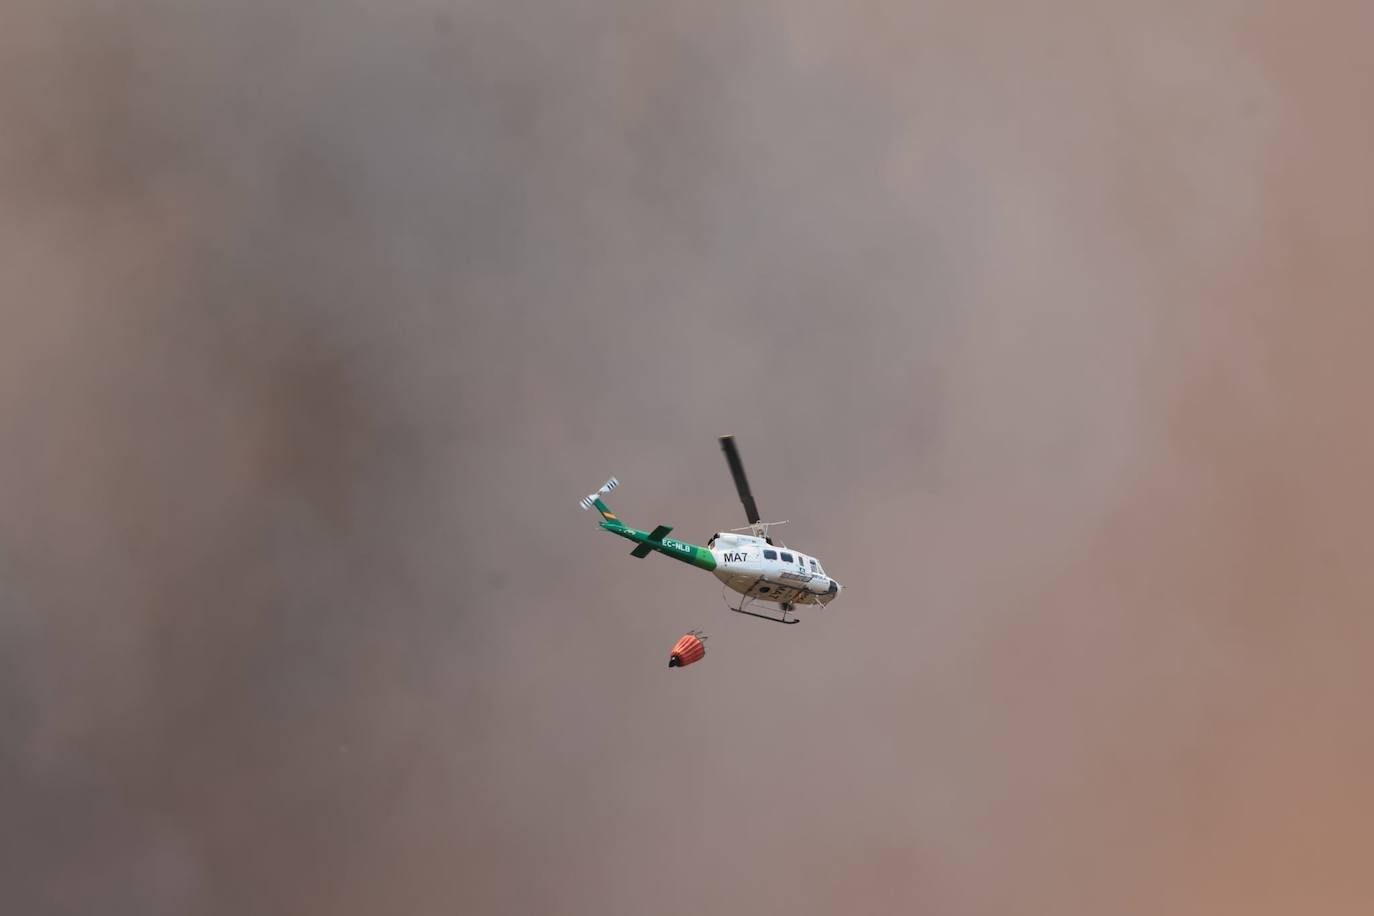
left=578, top=436, right=842, bottom=624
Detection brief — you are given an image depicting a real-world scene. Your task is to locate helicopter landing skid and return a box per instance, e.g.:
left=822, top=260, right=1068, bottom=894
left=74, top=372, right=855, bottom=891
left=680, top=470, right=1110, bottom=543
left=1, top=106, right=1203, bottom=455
left=731, top=605, right=801, bottom=625
left=725, top=586, right=801, bottom=624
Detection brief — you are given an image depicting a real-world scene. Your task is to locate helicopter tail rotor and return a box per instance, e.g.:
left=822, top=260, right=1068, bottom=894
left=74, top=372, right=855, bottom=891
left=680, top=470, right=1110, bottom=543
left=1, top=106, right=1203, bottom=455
left=579, top=477, right=625, bottom=527
left=579, top=477, right=619, bottom=511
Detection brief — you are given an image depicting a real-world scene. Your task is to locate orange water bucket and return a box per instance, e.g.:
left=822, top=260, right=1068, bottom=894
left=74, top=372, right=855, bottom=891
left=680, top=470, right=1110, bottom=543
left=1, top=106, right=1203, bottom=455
left=669, top=632, right=706, bottom=668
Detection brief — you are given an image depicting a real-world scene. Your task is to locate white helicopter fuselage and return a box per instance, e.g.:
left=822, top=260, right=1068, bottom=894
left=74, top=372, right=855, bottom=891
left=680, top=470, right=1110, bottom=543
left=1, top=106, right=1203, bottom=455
left=707, top=532, right=841, bottom=607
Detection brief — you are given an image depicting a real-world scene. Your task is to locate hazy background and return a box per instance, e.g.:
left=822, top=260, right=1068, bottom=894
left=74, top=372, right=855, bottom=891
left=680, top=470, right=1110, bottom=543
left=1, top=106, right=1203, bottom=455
left=3, top=2, right=1373, bottom=914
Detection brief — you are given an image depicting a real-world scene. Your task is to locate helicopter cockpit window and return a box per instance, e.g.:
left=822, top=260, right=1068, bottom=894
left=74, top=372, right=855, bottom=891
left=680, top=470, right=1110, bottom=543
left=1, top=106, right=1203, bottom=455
left=763, top=549, right=777, bottom=560
left=809, top=560, right=818, bottom=572
left=780, top=552, right=794, bottom=563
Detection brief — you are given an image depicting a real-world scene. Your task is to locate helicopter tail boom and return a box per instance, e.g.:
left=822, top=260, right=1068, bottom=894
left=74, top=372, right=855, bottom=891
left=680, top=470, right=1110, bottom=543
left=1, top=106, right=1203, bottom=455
left=578, top=478, right=716, bottom=571
left=628, top=525, right=673, bottom=558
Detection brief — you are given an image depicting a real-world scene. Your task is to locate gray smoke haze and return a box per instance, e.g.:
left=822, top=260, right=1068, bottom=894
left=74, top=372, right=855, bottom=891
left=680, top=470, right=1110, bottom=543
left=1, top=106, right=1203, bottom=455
left=3, top=2, right=1373, bottom=913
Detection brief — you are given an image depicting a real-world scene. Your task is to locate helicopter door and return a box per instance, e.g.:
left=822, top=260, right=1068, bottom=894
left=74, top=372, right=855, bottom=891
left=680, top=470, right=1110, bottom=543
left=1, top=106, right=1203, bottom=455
left=777, top=550, right=803, bottom=578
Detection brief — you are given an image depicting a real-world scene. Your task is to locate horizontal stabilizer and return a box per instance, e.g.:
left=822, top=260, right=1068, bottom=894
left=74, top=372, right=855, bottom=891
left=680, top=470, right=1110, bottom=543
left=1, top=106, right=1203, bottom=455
left=646, top=524, right=672, bottom=543
left=630, top=543, right=654, bottom=558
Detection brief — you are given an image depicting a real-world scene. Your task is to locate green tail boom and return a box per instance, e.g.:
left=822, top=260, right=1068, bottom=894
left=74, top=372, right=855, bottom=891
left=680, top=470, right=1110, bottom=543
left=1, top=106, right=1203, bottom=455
left=580, top=479, right=716, bottom=571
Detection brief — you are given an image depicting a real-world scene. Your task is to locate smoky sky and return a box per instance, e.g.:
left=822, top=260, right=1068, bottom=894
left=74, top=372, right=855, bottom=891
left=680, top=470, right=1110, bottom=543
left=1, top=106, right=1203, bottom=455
left=3, top=2, right=1374, bottom=914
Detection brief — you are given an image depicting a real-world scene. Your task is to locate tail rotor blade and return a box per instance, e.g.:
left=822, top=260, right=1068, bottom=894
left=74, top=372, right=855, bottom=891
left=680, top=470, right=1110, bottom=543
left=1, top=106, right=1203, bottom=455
left=719, top=435, right=761, bottom=525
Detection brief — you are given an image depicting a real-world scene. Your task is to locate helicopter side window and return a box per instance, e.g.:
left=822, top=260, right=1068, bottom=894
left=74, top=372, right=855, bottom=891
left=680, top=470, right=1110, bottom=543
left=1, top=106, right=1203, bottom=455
left=780, top=552, right=793, bottom=564
left=809, top=560, right=818, bottom=572
left=763, top=549, right=777, bottom=560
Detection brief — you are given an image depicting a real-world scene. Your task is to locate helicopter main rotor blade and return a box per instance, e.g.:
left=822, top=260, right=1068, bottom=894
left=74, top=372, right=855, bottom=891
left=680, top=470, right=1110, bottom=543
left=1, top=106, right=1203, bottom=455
left=719, top=435, right=761, bottom=525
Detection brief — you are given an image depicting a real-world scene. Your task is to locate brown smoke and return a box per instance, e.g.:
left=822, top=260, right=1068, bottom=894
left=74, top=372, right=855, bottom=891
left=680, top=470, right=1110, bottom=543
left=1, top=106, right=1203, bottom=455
left=2, top=2, right=1372, bottom=914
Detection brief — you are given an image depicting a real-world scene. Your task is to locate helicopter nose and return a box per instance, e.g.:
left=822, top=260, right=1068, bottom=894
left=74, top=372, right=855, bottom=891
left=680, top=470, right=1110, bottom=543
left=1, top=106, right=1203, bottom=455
left=828, top=579, right=840, bottom=596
